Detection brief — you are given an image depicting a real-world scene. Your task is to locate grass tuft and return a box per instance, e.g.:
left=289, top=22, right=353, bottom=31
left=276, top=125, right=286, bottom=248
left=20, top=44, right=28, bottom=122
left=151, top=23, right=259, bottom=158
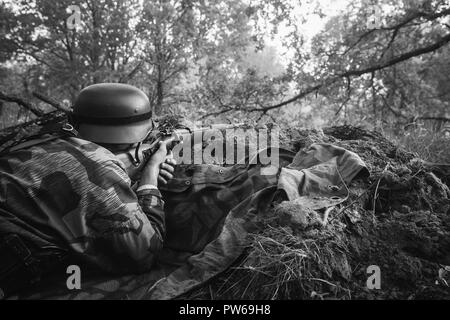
left=393, top=127, right=450, bottom=163
left=209, top=219, right=353, bottom=300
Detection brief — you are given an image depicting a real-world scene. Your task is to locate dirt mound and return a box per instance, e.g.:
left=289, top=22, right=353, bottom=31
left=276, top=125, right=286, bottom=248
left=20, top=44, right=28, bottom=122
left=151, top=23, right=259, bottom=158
left=185, top=125, right=450, bottom=300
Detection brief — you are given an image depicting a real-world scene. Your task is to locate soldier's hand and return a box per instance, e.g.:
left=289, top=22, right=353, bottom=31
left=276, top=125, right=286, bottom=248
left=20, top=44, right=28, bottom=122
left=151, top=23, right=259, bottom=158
left=146, top=137, right=176, bottom=169
left=158, top=157, right=176, bottom=185
left=142, top=137, right=177, bottom=186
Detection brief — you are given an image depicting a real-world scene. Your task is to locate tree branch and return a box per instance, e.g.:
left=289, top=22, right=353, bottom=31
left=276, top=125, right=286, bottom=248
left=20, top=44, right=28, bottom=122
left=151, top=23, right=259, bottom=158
left=253, top=32, right=450, bottom=114
left=248, top=84, right=323, bottom=113
left=119, top=60, right=145, bottom=83
left=32, top=92, right=71, bottom=113
left=0, top=91, right=44, bottom=117
left=341, top=33, right=450, bottom=78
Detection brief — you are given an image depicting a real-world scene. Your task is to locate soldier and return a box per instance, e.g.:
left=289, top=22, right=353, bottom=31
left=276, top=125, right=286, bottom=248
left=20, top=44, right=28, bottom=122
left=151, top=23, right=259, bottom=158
left=0, top=83, right=176, bottom=298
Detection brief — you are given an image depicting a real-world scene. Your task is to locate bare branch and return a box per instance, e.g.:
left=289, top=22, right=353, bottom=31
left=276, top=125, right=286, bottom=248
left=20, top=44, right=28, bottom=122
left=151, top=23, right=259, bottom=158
left=199, top=106, right=235, bottom=120
left=380, top=28, right=399, bottom=59
left=248, top=84, right=323, bottom=113
left=0, top=91, right=44, bottom=117
left=32, top=92, right=71, bottom=113
left=119, top=60, right=145, bottom=83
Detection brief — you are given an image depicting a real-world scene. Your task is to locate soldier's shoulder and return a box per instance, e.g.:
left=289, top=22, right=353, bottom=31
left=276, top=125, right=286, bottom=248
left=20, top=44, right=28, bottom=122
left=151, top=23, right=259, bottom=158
left=63, top=137, right=126, bottom=169
left=66, top=137, right=117, bottom=162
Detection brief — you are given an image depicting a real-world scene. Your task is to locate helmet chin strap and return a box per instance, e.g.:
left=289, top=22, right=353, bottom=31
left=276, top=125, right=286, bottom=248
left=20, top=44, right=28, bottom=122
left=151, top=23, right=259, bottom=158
left=134, top=142, right=143, bottom=164
left=132, top=119, right=155, bottom=165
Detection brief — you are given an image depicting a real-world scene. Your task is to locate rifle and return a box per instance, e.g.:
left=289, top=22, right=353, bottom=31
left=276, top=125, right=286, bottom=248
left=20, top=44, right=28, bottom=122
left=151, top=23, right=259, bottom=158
left=115, top=121, right=188, bottom=178
left=115, top=122, right=247, bottom=178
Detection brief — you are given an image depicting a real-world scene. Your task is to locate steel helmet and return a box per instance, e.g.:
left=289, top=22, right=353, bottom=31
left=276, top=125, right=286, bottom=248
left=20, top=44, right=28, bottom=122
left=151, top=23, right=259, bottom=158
left=71, top=83, right=153, bottom=144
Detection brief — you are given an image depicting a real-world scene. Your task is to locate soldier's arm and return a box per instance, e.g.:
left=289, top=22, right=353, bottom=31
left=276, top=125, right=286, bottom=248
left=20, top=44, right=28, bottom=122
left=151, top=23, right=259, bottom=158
left=88, top=140, right=175, bottom=273
left=135, top=187, right=166, bottom=250
left=85, top=160, right=166, bottom=274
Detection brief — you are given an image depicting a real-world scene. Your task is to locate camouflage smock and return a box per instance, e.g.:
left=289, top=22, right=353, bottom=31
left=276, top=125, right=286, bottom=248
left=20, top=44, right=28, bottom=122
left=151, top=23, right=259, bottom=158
left=0, top=136, right=165, bottom=274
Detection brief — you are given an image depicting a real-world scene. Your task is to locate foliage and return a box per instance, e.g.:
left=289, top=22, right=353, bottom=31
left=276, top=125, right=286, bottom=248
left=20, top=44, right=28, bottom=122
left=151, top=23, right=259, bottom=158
left=1, top=0, right=450, bottom=136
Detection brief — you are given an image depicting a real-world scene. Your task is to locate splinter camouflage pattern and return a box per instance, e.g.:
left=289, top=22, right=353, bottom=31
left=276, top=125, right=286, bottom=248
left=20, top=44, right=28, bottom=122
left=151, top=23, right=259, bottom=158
left=1, top=132, right=368, bottom=300
left=0, top=135, right=165, bottom=275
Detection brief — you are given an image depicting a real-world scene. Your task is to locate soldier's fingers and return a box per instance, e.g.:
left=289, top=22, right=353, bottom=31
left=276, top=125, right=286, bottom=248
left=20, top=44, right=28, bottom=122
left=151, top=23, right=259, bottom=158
left=159, top=169, right=173, bottom=181
left=158, top=175, right=168, bottom=185
left=166, top=157, right=177, bottom=166
left=160, top=162, right=175, bottom=173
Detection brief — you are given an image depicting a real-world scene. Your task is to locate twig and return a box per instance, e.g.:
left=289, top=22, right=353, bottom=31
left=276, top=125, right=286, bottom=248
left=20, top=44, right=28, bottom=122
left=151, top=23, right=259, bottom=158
left=0, top=91, right=44, bottom=116
left=32, top=92, right=71, bottom=113
left=372, top=164, right=389, bottom=223
left=331, top=189, right=370, bottom=223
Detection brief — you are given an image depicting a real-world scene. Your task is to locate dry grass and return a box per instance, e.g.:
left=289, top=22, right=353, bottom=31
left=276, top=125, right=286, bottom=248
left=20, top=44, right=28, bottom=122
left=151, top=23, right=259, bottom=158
left=392, top=127, right=450, bottom=163
left=191, top=218, right=354, bottom=300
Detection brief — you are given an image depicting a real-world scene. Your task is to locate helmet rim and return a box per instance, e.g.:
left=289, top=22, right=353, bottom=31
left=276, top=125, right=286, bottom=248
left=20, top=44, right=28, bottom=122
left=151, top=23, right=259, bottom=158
left=77, top=120, right=153, bottom=144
